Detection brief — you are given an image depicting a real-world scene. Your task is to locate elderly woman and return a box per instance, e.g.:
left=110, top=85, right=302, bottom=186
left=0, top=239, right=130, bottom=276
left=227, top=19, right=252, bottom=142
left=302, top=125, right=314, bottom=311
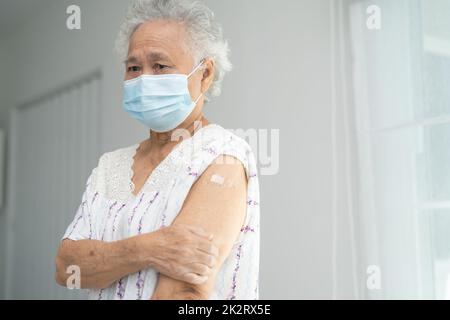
left=54, top=0, right=259, bottom=300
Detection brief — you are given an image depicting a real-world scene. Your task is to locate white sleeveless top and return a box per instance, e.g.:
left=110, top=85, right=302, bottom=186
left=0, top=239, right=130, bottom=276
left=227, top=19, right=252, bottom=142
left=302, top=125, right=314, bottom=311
left=62, top=124, right=260, bottom=300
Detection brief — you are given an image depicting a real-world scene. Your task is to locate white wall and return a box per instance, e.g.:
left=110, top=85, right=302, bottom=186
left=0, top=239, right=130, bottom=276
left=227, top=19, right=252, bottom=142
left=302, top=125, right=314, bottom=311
left=0, top=41, right=12, bottom=299
left=0, top=0, right=359, bottom=299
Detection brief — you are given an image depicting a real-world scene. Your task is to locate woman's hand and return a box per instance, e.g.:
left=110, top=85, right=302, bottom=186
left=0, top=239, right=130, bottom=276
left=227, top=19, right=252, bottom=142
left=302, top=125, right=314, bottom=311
left=141, top=224, right=219, bottom=285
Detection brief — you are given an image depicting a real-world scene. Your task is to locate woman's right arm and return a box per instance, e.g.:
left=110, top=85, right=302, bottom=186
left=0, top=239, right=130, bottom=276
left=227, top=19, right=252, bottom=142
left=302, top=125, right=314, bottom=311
left=55, top=224, right=219, bottom=289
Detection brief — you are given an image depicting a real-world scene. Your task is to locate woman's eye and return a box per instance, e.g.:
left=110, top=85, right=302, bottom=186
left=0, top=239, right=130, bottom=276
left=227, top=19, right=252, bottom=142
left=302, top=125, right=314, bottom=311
left=127, top=66, right=141, bottom=72
left=154, top=63, right=169, bottom=71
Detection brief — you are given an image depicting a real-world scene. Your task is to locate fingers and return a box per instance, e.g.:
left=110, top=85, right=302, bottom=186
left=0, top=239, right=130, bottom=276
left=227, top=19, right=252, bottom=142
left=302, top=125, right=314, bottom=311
left=197, top=241, right=219, bottom=257
left=186, top=262, right=212, bottom=277
left=180, top=224, right=214, bottom=240
left=155, top=224, right=219, bottom=284
left=194, top=251, right=217, bottom=268
left=182, top=272, right=208, bottom=285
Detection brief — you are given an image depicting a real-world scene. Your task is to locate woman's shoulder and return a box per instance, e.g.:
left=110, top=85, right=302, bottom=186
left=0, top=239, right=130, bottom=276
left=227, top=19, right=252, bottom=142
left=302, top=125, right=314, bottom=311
left=98, top=143, right=139, bottom=165
left=88, top=143, right=139, bottom=200
left=193, top=124, right=258, bottom=178
left=200, top=124, right=253, bottom=154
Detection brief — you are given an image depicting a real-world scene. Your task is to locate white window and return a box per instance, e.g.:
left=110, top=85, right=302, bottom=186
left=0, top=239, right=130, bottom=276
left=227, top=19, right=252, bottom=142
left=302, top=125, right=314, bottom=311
left=350, top=0, right=450, bottom=299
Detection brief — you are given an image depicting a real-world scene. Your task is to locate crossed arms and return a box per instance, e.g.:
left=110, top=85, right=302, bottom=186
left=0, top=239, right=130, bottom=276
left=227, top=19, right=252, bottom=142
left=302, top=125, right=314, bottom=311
left=55, top=155, right=247, bottom=299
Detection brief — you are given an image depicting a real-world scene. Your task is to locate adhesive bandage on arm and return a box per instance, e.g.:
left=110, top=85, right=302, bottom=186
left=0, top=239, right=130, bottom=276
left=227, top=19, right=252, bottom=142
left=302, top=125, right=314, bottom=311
left=210, top=174, right=225, bottom=185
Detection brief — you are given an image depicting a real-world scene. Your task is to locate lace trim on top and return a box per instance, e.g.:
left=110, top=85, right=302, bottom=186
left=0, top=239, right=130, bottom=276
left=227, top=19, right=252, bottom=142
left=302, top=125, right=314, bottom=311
left=102, top=124, right=221, bottom=201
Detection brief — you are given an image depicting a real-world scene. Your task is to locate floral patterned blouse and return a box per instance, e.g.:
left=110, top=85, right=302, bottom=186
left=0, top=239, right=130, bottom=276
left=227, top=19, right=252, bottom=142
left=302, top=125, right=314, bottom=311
left=62, top=124, right=260, bottom=300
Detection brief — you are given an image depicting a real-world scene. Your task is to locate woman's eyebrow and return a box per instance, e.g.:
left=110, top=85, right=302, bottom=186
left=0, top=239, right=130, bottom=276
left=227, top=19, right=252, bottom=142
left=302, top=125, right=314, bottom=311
left=124, top=52, right=173, bottom=65
left=124, top=56, right=140, bottom=65
left=146, top=51, right=172, bottom=63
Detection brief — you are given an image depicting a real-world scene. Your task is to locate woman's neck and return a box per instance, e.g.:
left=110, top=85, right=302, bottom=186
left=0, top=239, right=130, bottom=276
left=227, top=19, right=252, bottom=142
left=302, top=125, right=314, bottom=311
left=148, top=114, right=209, bottom=150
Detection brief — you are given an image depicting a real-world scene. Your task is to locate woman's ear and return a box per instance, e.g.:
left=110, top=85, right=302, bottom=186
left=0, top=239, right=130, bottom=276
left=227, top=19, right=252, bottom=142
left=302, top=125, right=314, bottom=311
left=201, top=58, right=215, bottom=93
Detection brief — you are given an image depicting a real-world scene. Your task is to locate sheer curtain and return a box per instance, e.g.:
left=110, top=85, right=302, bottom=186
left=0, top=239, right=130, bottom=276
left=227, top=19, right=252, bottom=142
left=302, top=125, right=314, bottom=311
left=350, top=0, right=450, bottom=299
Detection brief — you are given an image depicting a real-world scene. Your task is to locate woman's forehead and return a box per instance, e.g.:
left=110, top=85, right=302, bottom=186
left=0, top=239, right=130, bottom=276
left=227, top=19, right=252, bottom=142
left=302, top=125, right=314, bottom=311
left=128, top=20, right=190, bottom=60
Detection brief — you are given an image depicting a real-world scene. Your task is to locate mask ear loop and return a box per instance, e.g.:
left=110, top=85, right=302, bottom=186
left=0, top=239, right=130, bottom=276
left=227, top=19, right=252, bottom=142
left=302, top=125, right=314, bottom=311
left=193, top=92, right=203, bottom=104
left=187, top=58, right=206, bottom=78
left=188, top=58, right=206, bottom=104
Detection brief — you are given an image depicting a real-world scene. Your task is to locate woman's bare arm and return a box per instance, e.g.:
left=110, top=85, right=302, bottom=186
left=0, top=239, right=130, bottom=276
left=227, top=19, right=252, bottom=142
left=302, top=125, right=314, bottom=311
left=55, top=224, right=219, bottom=289
left=55, top=236, right=146, bottom=289
left=151, top=155, right=248, bottom=300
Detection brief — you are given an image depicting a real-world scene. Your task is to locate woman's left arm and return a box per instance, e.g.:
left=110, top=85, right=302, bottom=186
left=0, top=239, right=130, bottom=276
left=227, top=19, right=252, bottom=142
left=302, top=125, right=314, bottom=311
left=151, top=154, right=248, bottom=300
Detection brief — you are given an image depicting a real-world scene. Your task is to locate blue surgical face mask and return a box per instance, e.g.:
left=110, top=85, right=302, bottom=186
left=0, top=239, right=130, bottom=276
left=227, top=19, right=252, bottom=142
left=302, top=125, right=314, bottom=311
left=122, top=60, right=204, bottom=132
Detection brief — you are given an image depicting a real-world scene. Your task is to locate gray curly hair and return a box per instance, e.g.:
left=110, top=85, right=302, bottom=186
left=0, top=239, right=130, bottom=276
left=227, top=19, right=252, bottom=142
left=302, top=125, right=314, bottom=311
left=116, top=0, right=232, bottom=100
